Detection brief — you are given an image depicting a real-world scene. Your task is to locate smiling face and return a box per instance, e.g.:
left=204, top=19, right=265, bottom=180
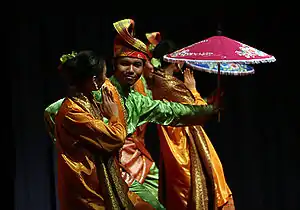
left=114, top=56, right=145, bottom=87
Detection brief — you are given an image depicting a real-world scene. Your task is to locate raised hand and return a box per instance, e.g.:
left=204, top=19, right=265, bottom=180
left=206, top=88, right=225, bottom=113
left=100, top=86, right=119, bottom=119
left=184, top=68, right=196, bottom=90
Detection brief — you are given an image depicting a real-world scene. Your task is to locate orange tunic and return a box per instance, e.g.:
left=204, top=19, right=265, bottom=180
left=55, top=95, right=132, bottom=210
left=190, top=88, right=233, bottom=209
left=149, top=72, right=233, bottom=210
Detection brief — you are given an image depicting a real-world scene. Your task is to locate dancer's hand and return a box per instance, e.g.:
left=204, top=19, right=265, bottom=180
left=184, top=68, right=196, bottom=90
left=206, top=89, right=224, bottom=105
left=207, top=89, right=225, bottom=112
left=100, top=86, right=119, bottom=119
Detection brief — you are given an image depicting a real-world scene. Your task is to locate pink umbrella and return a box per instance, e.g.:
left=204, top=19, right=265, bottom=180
left=163, top=35, right=276, bottom=121
left=164, top=35, right=276, bottom=63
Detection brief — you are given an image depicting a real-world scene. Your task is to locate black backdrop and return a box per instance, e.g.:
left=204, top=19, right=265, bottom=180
left=13, top=11, right=299, bottom=210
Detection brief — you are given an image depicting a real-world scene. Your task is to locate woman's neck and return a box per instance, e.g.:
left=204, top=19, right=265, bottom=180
left=69, top=86, right=93, bottom=99
left=164, top=67, right=174, bottom=76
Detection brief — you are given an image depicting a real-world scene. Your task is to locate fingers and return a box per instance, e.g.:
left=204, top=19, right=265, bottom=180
left=102, top=87, right=108, bottom=102
left=186, top=68, right=194, bottom=78
left=99, top=103, right=104, bottom=113
left=183, top=70, right=188, bottom=81
left=186, top=68, right=190, bottom=75
left=189, top=69, right=194, bottom=78
left=184, top=74, right=187, bottom=81
left=183, top=69, right=187, bottom=75
left=186, top=68, right=191, bottom=74
left=184, top=68, right=191, bottom=79
left=102, top=87, right=115, bottom=104
left=102, top=87, right=112, bottom=106
left=106, top=87, right=113, bottom=98
left=106, top=89, right=114, bottom=102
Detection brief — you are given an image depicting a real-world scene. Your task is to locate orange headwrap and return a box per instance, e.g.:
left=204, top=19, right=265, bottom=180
left=145, top=32, right=161, bottom=57
left=113, top=19, right=149, bottom=60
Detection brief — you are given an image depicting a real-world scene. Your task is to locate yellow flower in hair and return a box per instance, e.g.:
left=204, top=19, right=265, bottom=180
left=60, top=51, right=77, bottom=64
left=151, top=58, right=161, bottom=68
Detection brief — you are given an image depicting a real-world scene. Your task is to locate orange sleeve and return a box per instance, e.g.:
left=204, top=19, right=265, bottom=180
left=62, top=108, right=126, bottom=153
left=190, top=88, right=207, bottom=105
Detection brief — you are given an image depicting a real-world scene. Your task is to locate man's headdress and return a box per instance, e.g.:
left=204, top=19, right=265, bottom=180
left=113, top=19, right=149, bottom=60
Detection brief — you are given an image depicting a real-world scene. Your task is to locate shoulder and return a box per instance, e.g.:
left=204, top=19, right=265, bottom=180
left=56, top=98, right=85, bottom=120
left=44, top=98, right=65, bottom=114
left=44, top=98, right=65, bottom=122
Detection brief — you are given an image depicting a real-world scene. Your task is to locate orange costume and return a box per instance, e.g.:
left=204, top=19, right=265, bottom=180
left=55, top=93, right=133, bottom=210
left=145, top=33, right=235, bottom=210
left=45, top=21, right=218, bottom=210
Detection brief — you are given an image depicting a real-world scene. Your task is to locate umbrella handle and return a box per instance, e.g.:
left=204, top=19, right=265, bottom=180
left=217, top=63, right=221, bottom=122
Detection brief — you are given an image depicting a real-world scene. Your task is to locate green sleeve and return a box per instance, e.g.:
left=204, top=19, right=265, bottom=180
left=125, top=92, right=214, bottom=134
left=44, top=98, right=64, bottom=142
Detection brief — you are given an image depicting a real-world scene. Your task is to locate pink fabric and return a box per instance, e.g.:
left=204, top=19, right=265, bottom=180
left=119, top=124, right=154, bottom=186
left=164, top=35, right=275, bottom=63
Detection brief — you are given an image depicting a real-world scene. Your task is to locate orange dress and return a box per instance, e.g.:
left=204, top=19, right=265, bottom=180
left=55, top=94, right=132, bottom=210
left=148, top=72, right=234, bottom=210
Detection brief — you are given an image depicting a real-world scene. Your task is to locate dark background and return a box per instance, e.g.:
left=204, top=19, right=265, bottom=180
left=13, top=11, right=299, bottom=210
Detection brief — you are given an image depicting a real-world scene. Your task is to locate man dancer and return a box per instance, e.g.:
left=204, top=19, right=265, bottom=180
left=44, top=19, right=220, bottom=209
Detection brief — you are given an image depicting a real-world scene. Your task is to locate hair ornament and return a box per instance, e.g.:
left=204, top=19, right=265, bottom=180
left=60, top=51, right=77, bottom=64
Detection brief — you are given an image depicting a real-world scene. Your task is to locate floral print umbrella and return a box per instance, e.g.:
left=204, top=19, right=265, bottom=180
left=163, top=35, right=276, bottom=121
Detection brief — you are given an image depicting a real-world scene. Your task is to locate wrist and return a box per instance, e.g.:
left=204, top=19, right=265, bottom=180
left=189, top=87, right=198, bottom=93
left=109, top=115, right=119, bottom=123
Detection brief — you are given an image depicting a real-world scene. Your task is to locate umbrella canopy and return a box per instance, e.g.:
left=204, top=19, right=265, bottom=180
left=163, top=35, right=276, bottom=64
left=163, top=35, right=276, bottom=122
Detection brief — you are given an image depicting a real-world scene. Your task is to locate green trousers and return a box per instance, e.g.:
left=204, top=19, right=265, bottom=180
left=129, top=163, right=165, bottom=210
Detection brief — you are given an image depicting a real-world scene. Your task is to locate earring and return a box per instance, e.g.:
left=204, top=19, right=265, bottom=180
left=93, top=76, right=99, bottom=90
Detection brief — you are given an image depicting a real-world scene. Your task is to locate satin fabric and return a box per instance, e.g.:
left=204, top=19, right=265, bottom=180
left=45, top=77, right=215, bottom=182
left=105, top=76, right=214, bottom=134
left=55, top=94, right=133, bottom=210
left=44, top=78, right=214, bottom=140
left=100, top=77, right=163, bottom=209
left=44, top=98, right=64, bottom=142
left=191, top=89, right=233, bottom=208
left=113, top=19, right=149, bottom=60
left=145, top=32, right=161, bottom=57
left=147, top=71, right=234, bottom=210
left=107, top=75, right=212, bottom=195
left=44, top=77, right=215, bottom=209
left=129, top=164, right=165, bottom=210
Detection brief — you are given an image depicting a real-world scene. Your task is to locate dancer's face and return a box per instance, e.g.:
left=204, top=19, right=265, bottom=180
left=114, top=57, right=144, bottom=86
left=143, top=60, right=154, bottom=79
